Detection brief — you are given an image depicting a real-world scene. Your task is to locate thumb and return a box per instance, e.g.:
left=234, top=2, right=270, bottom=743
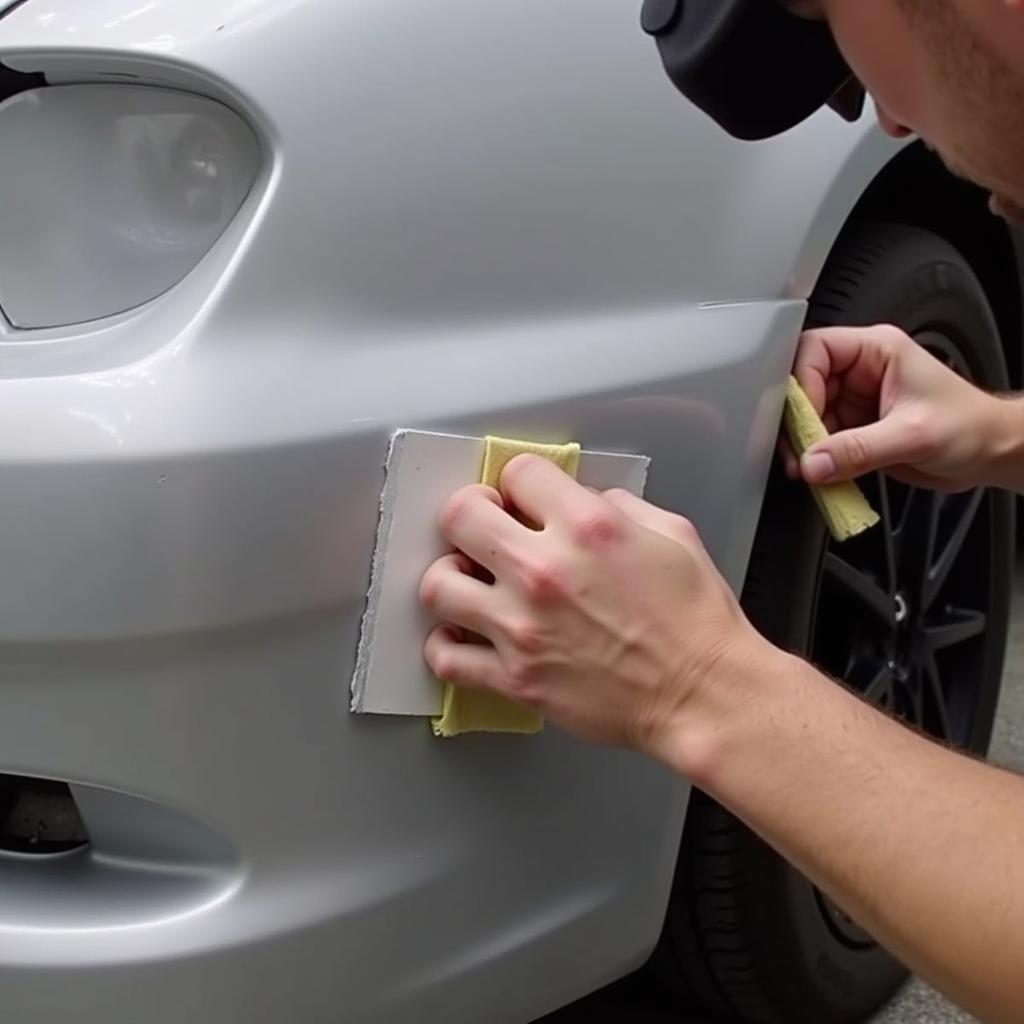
left=802, top=417, right=915, bottom=484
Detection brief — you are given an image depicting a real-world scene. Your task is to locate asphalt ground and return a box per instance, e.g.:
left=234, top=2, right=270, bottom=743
left=545, top=567, right=1024, bottom=1024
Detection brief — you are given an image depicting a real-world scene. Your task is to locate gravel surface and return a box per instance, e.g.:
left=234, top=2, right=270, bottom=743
left=545, top=571, right=1024, bottom=1024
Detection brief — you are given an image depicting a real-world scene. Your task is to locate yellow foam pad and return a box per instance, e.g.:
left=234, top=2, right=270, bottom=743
left=784, top=376, right=880, bottom=542
left=432, top=436, right=582, bottom=738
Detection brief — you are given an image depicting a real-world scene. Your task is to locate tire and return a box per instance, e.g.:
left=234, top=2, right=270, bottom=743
left=654, top=223, right=1015, bottom=1024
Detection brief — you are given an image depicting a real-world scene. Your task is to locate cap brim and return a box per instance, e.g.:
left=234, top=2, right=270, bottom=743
left=644, top=0, right=864, bottom=141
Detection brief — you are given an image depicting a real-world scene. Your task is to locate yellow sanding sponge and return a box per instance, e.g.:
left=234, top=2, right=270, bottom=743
left=432, top=435, right=582, bottom=738
left=784, top=376, right=880, bottom=542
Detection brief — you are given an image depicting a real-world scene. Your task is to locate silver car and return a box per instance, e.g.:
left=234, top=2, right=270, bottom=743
left=0, top=2, right=1015, bottom=1023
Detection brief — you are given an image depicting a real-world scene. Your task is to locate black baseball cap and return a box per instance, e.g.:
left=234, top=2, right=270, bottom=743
left=640, top=0, right=866, bottom=141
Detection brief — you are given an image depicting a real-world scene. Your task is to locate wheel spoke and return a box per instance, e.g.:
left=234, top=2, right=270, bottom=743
left=924, top=491, right=943, bottom=576
left=920, top=608, right=987, bottom=652
left=856, top=659, right=897, bottom=708
left=897, top=486, right=919, bottom=533
left=923, top=489, right=985, bottom=610
left=922, top=652, right=954, bottom=743
left=877, top=474, right=898, bottom=594
left=822, top=552, right=894, bottom=626
left=890, top=484, right=921, bottom=566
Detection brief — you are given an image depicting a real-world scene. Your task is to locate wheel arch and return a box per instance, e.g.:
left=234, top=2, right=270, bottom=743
left=820, top=141, right=1024, bottom=389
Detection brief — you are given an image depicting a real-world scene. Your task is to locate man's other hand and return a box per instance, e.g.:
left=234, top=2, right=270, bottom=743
left=787, top=324, right=1021, bottom=492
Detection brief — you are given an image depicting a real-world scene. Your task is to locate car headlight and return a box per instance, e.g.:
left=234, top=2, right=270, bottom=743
left=0, top=83, right=261, bottom=329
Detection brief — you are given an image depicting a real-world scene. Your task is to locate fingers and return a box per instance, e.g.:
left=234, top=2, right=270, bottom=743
left=437, top=483, right=535, bottom=575
left=791, top=326, right=916, bottom=483
left=793, top=325, right=903, bottom=415
left=419, top=552, right=502, bottom=638
left=802, top=414, right=935, bottom=484
left=601, top=488, right=699, bottom=547
left=423, top=626, right=510, bottom=692
left=498, top=455, right=612, bottom=530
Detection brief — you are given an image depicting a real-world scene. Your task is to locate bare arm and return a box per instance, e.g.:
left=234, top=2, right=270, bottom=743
left=669, top=648, right=1024, bottom=1024
left=985, top=395, right=1024, bottom=493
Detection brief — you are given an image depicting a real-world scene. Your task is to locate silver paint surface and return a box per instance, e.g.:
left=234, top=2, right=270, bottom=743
left=0, top=1, right=904, bottom=1020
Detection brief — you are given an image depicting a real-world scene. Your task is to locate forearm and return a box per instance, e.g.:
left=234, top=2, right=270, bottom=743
left=982, top=393, right=1024, bottom=493
left=668, top=649, right=1024, bottom=1024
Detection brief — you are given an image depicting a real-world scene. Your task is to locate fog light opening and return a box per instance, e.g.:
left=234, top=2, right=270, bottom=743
left=0, top=775, right=90, bottom=855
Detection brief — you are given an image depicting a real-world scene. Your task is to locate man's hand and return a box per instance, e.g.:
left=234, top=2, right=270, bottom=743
left=419, top=455, right=767, bottom=763
left=788, top=324, right=1024, bottom=492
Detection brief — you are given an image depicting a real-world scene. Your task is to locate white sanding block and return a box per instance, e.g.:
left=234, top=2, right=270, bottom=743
left=351, top=430, right=651, bottom=717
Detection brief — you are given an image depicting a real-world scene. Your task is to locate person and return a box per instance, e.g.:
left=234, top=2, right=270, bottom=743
left=418, top=2, right=1024, bottom=1022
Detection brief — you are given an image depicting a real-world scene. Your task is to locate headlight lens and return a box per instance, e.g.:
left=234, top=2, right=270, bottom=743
left=0, top=84, right=261, bottom=329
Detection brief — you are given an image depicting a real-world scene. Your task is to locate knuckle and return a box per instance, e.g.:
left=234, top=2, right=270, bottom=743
left=518, top=557, right=567, bottom=602
left=669, top=514, right=698, bottom=545
left=504, top=617, right=546, bottom=655
left=505, top=662, right=542, bottom=702
left=877, top=324, right=911, bottom=351
left=569, top=508, right=622, bottom=549
left=603, top=487, right=632, bottom=503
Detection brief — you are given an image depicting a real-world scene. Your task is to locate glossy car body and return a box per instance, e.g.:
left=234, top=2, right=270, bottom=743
left=0, top=2, right=1014, bottom=1022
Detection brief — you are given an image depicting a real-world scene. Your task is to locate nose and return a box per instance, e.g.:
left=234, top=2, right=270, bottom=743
left=875, top=102, right=914, bottom=139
